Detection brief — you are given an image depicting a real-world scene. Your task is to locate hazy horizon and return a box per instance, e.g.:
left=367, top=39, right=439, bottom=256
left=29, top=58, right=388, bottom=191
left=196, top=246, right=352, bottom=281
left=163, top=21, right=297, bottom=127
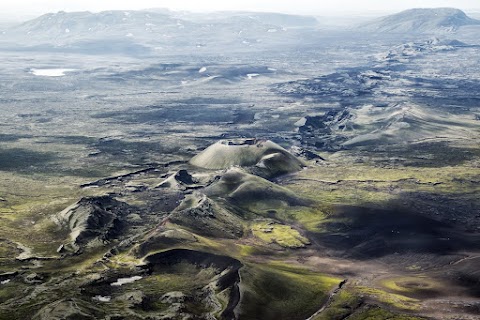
left=1, top=0, right=480, bottom=21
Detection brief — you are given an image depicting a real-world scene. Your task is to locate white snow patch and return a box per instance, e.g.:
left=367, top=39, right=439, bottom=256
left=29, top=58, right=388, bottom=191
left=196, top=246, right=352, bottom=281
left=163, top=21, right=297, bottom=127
left=294, top=117, right=307, bottom=127
left=267, top=29, right=278, bottom=33
left=111, top=276, right=142, bottom=287
left=199, top=67, right=207, bottom=73
left=247, top=73, right=260, bottom=79
left=126, top=33, right=134, bottom=37
left=30, top=68, right=77, bottom=77
left=1, top=280, right=10, bottom=285
left=65, top=28, right=70, bottom=33
left=124, top=12, right=131, bottom=16
left=93, top=295, right=111, bottom=302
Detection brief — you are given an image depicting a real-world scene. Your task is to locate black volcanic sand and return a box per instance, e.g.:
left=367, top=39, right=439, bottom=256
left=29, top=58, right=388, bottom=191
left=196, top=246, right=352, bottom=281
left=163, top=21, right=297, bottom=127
left=305, top=204, right=480, bottom=306
left=309, top=205, right=479, bottom=259
left=445, top=257, right=480, bottom=298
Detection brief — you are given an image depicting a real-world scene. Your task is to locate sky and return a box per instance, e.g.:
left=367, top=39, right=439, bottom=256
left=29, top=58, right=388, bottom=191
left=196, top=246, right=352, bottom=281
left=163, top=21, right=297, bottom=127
left=1, top=0, right=479, bottom=18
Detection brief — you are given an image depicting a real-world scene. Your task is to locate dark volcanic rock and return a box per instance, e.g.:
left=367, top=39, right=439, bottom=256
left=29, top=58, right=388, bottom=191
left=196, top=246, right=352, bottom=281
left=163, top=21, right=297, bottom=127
left=296, top=109, right=352, bottom=151
left=54, top=196, right=139, bottom=251
left=174, top=170, right=197, bottom=185
left=155, top=169, right=199, bottom=190
left=290, top=146, right=325, bottom=161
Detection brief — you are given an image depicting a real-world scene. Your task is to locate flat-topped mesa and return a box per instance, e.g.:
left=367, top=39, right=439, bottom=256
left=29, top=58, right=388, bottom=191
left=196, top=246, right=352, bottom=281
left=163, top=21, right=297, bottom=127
left=190, top=138, right=304, bottom=178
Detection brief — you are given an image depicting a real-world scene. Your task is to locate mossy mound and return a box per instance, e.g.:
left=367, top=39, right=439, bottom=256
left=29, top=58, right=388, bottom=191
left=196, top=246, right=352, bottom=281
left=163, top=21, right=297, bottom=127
left=169, top=193, right=244, bottom=239
left=144, top=249, right=243, bottom=319
left=204, top=167, right=308, bottom=210
left=134, top=228, right=198, bottom=257
left=238, top=262, right=341, bottom=320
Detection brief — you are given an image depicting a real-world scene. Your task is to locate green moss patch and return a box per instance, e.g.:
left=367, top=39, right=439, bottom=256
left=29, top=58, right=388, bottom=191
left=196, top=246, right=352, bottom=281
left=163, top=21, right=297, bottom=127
left=251, top=220, right=310, bottom=248
left=239, top=262, right=341, bottom=320
left=347, top=305, right=424, bottom=320
left=313, top=289, right=362, bottom=320
left=355, top=286, right=420, bottom=311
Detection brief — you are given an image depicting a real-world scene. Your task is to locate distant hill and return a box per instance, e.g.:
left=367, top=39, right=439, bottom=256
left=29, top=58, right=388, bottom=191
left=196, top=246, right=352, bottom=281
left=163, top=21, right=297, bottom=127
left=358, top=8, right=480, bottom=33
left=203, top=11, right=318, bottom=28
left=0, top=9, right=318, bottom=55
left=3, top=10, right=189, bottom=43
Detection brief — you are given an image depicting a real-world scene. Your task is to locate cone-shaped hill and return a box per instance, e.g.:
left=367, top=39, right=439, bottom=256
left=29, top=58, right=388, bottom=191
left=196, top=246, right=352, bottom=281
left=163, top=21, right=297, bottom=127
left=169, top=193, right=244, bottom=239
left=190, top=138, right=304, bottom=178
left=204, top=167, right=308, bottom=209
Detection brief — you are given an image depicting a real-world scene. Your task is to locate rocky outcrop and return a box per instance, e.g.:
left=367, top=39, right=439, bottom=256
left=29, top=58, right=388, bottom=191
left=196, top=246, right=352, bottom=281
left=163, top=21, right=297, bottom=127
left=53, top=196, right=139, bottom=251
left=155, top=169, right=200, bottom=190
left=296, top=109, right=352, bottom=151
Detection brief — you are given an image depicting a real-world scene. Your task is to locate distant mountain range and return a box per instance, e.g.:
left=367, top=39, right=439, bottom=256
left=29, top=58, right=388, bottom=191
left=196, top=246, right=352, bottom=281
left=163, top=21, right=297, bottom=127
left=358, top=8, right=480, bottom=33
left=0, top=10, right=319, bottom=55
left=1, top=8, right=479, bottom=55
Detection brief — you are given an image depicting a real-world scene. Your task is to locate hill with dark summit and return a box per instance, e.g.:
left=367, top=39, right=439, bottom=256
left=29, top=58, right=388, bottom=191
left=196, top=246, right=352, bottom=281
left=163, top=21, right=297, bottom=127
left=358, top=8, right=480, bottom=33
